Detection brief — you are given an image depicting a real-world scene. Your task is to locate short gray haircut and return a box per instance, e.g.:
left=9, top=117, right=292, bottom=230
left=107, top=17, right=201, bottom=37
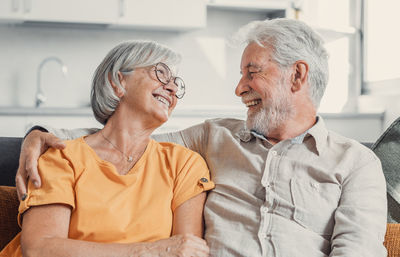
left=91, top=40, right=181, bottom=125
left=234, top=18, right=329, bottom=108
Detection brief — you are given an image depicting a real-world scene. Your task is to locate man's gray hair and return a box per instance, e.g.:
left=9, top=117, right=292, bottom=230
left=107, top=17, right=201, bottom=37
left=234, top=18, right=329, bottom=108
left=91, top=40, right=181, bottom=125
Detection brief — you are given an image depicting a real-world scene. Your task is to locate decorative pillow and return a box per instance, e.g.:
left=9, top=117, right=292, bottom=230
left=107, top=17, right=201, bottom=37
left=0, top=186, right=20, bottom=250
left=372, top=116, right=400, bottom=223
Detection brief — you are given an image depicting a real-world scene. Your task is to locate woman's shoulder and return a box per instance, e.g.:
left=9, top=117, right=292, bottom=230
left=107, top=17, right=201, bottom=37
left=44, top=137, right=89, bottom=164
left=61, top=137, right=87, bottom=153
left=152, top=140, right=203, bottom=160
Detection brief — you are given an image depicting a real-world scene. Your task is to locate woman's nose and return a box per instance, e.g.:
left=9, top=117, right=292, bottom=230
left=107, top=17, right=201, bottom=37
left=163, top=80, right=178, bottom=96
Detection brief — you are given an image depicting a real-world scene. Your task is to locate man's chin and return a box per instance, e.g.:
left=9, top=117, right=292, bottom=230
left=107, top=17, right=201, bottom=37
left=246, top=114, right=263, bottom=133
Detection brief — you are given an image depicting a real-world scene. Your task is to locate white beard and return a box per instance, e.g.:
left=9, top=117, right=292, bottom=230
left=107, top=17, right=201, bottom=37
left=246, top=80, right=295, bottom=136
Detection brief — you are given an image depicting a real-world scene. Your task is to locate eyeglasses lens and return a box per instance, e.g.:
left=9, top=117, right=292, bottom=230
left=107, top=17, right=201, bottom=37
left=155, top=62, right=185, bottom=99
left=155, top=63, right=171, bottom=84
left=174, top=77, right=185, bottom=99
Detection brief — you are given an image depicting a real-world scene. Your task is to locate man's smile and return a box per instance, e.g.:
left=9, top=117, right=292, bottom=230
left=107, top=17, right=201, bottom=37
left=244, top=99, right=261, bottom=108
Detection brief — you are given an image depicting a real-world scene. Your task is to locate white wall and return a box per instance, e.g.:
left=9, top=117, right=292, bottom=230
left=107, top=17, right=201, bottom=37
left=363, top=0, right=400, bottom=129
left=0, top=9, right=266, bottom=110
left=0, top=6, right=393, bottom=142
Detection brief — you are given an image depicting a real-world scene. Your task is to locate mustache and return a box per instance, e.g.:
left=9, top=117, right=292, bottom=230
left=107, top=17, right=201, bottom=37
left=241, top=91, right=262, bottom=103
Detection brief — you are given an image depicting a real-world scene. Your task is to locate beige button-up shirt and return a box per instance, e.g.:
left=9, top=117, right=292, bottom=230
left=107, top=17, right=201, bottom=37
left=154, top=117, right=387, bottom=257
left=49, top=117, right=387, bottom=257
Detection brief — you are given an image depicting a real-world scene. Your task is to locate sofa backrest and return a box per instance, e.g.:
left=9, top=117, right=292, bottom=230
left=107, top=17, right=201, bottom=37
left=0, top=137, right=22, bottom=187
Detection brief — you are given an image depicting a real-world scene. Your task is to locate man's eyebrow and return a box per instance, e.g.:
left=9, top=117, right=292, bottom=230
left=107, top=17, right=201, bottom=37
left=240, top=63, right=260, bottom=71
left=247, top=63, right=263, bottom=69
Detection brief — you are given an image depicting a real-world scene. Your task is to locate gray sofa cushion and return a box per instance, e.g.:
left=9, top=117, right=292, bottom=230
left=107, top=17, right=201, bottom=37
left=372, top=117, right=400, bottom=223
left=0, top=137, right=22, bottom=186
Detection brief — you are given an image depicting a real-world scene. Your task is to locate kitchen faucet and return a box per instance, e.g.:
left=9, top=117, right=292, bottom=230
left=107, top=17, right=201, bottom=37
left=35, top=56, right=68, bottom=107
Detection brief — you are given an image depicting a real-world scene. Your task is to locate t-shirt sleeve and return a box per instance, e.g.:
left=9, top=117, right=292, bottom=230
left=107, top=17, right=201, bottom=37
left=18, top=147, right=76, bottom=225
left=172, top=151, right=214, bottom=211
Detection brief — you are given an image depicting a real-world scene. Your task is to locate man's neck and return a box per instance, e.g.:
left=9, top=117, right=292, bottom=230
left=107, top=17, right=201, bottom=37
left=265, top=113, right=317, bottom=145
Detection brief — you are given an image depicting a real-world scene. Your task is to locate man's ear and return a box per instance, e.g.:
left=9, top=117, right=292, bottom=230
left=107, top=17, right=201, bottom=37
left=109, top=71, right=126, bottom=98
left=291, top=61, right=309, bottom=93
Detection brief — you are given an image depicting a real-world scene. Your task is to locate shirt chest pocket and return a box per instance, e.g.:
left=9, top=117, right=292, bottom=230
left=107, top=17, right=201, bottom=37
left=290, top=178, right=341, bottom=236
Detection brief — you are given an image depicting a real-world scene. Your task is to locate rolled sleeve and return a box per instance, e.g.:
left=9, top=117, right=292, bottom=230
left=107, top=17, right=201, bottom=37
left=172, top=152, right=214, bottom=211
left=18, top=147, right=76, bottom=226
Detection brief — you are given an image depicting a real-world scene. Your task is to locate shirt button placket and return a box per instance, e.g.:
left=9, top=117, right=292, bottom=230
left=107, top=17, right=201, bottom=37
left=259, top=148, right=277, bottom=256
left=258, top=150, right=278, bottom=256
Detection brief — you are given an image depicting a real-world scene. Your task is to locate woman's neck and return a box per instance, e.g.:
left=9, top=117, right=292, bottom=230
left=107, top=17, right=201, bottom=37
left=86, top=108, right=157, bottom=175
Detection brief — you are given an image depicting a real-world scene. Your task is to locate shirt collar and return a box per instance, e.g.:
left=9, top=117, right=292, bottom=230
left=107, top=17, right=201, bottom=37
left=236, top=115, right=328, bottom=155
left=306, top=115, right=328, bottom=155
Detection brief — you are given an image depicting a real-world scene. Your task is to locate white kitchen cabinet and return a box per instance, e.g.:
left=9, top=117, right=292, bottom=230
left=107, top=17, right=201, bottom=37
left=206, top=0, right=291, bottom=13
left=22, top=0, right=118, bottom=24
left=0, top=0, right=24, bottom=21
left=115, top=0, right=206, bottom=30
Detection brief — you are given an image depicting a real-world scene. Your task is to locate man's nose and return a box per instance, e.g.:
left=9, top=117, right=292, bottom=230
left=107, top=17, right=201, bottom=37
left=235, top=76, right=250, bottom=97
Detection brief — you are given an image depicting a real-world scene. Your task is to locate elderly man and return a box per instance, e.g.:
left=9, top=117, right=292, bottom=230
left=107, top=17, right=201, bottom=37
left=16, top=18, right=387, bottom=257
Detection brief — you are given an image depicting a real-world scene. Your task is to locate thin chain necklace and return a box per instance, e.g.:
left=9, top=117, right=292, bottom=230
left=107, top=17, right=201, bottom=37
left=100, top=130, right=133, bottom=162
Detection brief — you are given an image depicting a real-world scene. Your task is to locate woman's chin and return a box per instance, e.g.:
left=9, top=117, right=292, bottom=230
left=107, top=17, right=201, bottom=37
left=153, top=112, right=169, bottom=125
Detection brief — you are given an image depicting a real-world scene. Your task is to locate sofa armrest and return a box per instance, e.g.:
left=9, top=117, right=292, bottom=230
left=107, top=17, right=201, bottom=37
left=0, top=186, right=20, bottom=250
left=384, top=223, right=400, bottom=257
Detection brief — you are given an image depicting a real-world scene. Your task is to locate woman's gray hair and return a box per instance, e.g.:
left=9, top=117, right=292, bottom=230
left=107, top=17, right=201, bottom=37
left=91, top=40, right=181, bottom=125
left=233, top=18, right=329, bottom=108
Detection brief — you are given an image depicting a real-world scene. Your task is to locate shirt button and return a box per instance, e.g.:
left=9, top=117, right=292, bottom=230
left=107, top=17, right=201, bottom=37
left=260, top=206, right=268, bottom=213
left=270, top=150, right=277, bottom=156
left=261, top=177, right=268, bottom=185
left=259, top=232, right=267, bottom=239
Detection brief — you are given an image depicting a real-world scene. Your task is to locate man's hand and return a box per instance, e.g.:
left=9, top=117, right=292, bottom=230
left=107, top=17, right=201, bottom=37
left=143, top=234, right=210, bottom=257
left=15, top=130, right=66, bottom=200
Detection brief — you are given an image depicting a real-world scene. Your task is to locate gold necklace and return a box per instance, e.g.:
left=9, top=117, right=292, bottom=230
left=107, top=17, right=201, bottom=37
left=100, top=130, right=133, bottom=162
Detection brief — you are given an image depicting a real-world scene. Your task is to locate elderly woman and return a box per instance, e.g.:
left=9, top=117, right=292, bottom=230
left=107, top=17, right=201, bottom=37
left=1, top=40, right=214, bottom=257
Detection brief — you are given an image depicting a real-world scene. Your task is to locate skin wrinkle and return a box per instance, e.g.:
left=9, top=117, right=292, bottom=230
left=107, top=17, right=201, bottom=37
left=247, top=74, right=295, bottom=136
left=238, top=44, right=296, bottom=136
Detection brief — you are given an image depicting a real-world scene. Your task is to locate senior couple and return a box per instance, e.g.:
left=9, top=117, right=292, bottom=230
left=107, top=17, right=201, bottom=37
left=2, top=18, right=387, bottom=257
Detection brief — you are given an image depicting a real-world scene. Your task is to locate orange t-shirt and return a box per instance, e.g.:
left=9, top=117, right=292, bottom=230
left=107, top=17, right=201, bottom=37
left=1, top=137, right=214, bottom=256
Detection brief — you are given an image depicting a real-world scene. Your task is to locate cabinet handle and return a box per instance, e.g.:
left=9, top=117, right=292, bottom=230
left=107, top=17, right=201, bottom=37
left=23, top=0, right=32, bottom=13
left=119, top=0, right=125, bottom=17
left=12, top=0, right=19, bottom=12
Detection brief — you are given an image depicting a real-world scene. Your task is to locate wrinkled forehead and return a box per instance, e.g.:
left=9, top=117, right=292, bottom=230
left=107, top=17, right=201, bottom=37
left=240, top=42, right=273, bottom=70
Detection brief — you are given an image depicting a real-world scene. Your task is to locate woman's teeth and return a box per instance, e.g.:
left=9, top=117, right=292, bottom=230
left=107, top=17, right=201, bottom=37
left=155, top=95, right=170, bottom=107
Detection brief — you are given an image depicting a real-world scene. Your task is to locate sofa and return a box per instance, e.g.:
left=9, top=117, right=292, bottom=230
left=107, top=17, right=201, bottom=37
left=1, top=120, right=400, bottom=255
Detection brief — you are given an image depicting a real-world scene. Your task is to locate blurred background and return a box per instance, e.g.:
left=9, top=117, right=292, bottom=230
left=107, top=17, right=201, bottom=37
left=0, top=0, right=398, bottom=142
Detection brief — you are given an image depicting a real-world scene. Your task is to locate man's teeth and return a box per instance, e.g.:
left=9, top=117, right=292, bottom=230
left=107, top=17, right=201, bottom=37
left=155, top=96, right=170, bottom=107
left=246, top=100, right=261, bottom=107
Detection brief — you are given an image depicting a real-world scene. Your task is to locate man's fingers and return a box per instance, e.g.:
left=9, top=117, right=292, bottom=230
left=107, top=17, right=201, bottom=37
left=44, top=134, right=66, bottom=149
left=15, top=169, right=28, bottom=201
left=181, top=235, right=210, bottom=255
left=185, top=234, right=208, bottom=246
left=25, top=157, right=41, bottom=188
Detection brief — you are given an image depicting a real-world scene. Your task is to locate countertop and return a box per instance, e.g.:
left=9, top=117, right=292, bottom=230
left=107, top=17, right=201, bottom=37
left=0, top=106, right=385, bottom=119
left=0, top=107, right=93, bottom=116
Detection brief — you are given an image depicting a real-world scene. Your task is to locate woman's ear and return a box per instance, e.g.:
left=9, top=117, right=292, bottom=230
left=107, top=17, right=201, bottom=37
left=109, top=71, right=125, bottom=98
left=291, top=61, right=309, bottom=93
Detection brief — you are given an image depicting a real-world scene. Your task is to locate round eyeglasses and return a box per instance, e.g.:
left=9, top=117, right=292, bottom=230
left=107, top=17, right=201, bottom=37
left=154, top=62, right=185, bottom=99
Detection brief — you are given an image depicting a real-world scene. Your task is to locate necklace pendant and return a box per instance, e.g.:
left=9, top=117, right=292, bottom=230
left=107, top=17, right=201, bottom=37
left=127, top=156, right=133, bottom=162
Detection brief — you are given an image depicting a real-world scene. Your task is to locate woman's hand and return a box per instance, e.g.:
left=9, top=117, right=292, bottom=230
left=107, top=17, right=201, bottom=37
left=15, top=130, right=66, bottom=200
left=143, top=234, right=210, bottom=257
